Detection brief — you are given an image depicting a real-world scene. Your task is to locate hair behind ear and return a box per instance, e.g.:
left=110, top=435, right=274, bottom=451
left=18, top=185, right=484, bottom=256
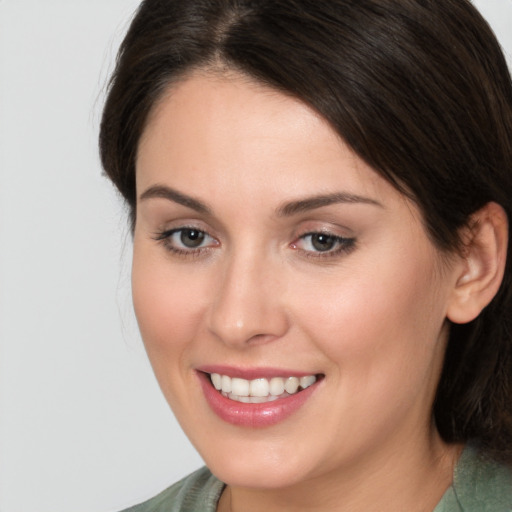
left=435, top=202, right=512, bottom=463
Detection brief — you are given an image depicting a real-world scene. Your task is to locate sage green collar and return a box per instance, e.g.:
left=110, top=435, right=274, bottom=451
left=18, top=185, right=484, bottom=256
left=434, top=445, right=512, bottom=512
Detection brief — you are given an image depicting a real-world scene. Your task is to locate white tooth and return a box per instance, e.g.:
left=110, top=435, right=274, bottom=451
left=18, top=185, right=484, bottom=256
left=269, top=377, right=285, bottom=396
left=249, top=396, right=268, bottom=403
left=211, top=373, right=222, bottom=390
left=231, top=377, right=250, bottom=397
left=221, top=375, right=232, bottom=394
left=285, top=377, right=300, bottom=394
left=237, top=396, right=250, bottom=403
left=250, top=378, right=270, bottom=397
left=300, top=375, right=317, bottom=389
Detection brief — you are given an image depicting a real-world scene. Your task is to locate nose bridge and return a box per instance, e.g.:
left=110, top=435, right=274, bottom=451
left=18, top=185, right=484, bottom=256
left=207, top=242, right=288, bottom=348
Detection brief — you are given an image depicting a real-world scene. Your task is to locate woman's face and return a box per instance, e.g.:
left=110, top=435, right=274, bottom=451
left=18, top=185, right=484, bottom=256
left=133, top=72, right=458, bottom=489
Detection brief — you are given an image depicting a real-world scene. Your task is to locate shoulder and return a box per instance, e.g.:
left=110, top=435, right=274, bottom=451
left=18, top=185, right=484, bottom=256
left=120, top=467, right=224, bottom=512
left=435, top=446, right=512, bottom=512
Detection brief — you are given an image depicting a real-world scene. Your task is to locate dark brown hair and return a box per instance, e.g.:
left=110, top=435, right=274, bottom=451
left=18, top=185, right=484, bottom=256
left=100, top=0, right=512, bottom=462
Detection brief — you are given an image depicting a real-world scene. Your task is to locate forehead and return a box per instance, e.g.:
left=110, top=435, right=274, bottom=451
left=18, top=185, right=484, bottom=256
left=136, top=71, right=403, bottom=210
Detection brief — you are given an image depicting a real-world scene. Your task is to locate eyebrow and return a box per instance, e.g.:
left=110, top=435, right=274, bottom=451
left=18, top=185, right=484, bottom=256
left=139, top=185, right=383, bottom=217
left=139, top=185, right=212, bottom=215
left=276, top=192, right=383, bottom=216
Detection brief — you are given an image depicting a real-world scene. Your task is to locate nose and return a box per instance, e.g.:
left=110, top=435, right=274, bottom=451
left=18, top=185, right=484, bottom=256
left=207, top=249, right=289, bottom=348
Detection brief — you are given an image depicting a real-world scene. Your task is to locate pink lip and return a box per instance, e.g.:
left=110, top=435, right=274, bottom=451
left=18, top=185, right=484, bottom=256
left=196, top=369, right=322, bottom=428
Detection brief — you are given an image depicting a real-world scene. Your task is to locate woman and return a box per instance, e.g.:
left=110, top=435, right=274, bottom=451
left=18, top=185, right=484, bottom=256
left=100, top=0, right=512, bottom=510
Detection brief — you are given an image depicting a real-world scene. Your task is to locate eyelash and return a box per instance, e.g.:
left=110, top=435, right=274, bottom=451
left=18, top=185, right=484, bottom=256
left=153, top=227, right=356, bottom=259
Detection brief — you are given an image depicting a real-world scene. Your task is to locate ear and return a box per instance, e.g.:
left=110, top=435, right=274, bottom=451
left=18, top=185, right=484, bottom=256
left=447, top=202, right=508, bottom=324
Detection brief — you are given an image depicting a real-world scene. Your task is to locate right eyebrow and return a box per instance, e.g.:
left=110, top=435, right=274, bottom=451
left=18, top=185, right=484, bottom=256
left=139, top=185, right=212, bottom=215
left=276, top=192, right=383, bottom=217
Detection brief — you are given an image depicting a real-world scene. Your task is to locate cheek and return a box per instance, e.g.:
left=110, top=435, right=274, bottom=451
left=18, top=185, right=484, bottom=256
left=290, top=249, right=448, bottom=391
left=283, top=259, right=448, bottom=457
left=131, top=245, right=210, bottom=376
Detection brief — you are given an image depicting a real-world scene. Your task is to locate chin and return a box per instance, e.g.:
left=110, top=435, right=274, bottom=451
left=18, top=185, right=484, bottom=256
left=188, top=427, right=324, bottom=490
left=208, top=456, right=313, bottom=490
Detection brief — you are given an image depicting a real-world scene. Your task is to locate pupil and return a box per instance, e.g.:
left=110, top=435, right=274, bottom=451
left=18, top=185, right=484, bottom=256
left=181, top=229, right=205, bottom=248
left=312, top=234, right=335, bottom=251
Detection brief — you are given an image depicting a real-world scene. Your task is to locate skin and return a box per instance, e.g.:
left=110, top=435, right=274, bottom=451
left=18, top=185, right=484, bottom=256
left=133, top=71, right=465, bottom=511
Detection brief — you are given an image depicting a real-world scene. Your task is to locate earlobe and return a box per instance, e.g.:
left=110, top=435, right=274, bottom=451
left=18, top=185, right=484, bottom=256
left=447, top=202, right=508, bottom=325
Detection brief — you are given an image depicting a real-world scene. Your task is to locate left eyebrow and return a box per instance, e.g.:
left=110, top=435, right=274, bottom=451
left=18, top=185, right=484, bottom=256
left=276, top=192, right=384, bottom=217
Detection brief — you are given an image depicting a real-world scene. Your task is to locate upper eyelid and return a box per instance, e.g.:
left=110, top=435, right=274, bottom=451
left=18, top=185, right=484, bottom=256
left=291, top=218, right=355, bottom=236
left=155, top=226, right=347, bottom=238
left=155, top=223, right=213, bottom=236
left=157, top=226, right=214, bottom=239
left=300, top=230, right=348, bottom=237
left=153, top=226, right=351, bottom=240
left=294, top=227, right=354, bottom=243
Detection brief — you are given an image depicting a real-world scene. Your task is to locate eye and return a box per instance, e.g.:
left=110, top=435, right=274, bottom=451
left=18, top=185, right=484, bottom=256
left=154, top=227, right=218, bottom=255
left=303, top=233, right=338, bottom=252
left=174, top=228, right=208, bottom=248
left=293, top=232, right=355, bottom=257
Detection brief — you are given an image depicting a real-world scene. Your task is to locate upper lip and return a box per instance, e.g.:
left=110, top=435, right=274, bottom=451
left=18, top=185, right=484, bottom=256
left=196, top=365, right=321, bottom=380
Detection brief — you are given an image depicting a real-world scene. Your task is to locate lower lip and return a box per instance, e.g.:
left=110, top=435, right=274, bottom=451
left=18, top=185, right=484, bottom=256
left=197, top=372, right=320, bottom=427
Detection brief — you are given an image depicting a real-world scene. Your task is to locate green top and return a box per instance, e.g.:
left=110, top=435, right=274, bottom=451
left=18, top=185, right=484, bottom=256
left=123, top=446, right=512, bottom=511
left=433, top=446, right=512, bottom=512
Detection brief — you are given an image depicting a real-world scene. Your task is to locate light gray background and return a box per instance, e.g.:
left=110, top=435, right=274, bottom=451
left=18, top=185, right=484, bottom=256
left=0, top=1, right=510, bottom=511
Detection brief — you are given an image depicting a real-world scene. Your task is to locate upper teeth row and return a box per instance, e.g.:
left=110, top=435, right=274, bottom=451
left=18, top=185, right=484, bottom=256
left=210, top=373, right=317, bottom=397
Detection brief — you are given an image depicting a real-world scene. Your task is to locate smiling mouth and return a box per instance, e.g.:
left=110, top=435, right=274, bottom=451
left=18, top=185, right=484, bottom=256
left=207, top=373, right=323, bottom=404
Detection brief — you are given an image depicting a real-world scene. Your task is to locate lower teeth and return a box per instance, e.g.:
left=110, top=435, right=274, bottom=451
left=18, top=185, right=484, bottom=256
left=222, top=391, right=294, bottom=403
